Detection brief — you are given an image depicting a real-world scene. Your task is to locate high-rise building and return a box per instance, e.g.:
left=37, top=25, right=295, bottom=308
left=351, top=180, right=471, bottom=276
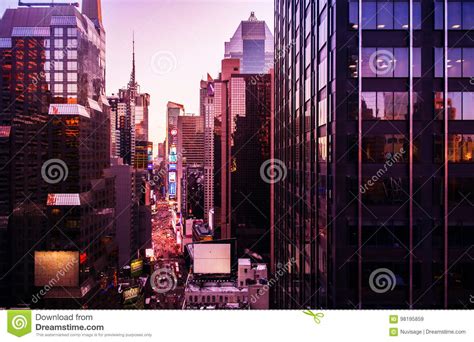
left=166, top=101, right=185, bottom=202
left=273, top=0, right=474, bottom=309
left=0, top=0, right=115, bottom=307
left=225, top=12, right=274, bottom=74
left=109, top=37, right=150, bottom=167
left=203, top=15, right=274, bottom=257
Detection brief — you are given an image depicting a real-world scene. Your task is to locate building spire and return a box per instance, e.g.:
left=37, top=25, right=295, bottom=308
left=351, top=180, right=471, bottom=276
left=128, top=32, right=137, bottom=92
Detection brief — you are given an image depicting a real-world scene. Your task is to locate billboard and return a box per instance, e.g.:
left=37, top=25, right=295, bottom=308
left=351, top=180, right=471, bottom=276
left=169, top=182, right=176, bottom=196
left=122, top=286, right=140, bottom=304
left=34, top=251, right=79, bottom=287
left=130, top=259, right=143, bottom=277
left=193, top=243, right=231, bottom=274
left=168, top=172, right=176, bottom=183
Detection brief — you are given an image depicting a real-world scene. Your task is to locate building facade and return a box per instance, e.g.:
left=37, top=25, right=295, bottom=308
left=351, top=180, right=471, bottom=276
left=273, top=0, right=474, bottom=309
left=0, top=0, right=115, bottom=307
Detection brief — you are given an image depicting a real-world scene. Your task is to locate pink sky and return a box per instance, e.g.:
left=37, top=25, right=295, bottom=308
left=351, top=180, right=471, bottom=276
left=0, top=0, right=274, bottom=149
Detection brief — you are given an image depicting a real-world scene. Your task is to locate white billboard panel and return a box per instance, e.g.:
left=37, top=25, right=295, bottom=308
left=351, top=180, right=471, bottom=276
left=193, top=243, right=231, bottom=274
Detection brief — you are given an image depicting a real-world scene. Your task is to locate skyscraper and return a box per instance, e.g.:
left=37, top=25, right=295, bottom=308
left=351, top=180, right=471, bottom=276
left=0, top=0, right=115, bottom=307
left=109, top=37, right=150, bottom=167
left=273, top=0, right=474, bottom=309
left=225, top=12, right=274, bottom=74
left=203, top=16, right=274, bottom=257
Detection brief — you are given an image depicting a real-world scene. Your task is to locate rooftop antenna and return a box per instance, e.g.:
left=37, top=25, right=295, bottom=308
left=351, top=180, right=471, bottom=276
left=248, top=11, right=258, bottom=21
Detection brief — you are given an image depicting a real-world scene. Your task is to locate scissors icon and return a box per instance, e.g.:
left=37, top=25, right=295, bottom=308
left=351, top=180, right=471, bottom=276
left=303, top=310, right=324, bottom=324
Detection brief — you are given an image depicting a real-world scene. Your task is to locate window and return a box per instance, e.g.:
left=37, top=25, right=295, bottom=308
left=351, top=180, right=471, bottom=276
left=51, top=61, right=63, bottom=71
left=394, top=2, right=408, bottom=29
left=54, top=84, right=63, bottom=93
left=67, top=84, right=77, bottom=93
left=318, top=136, right=327, bottom=161
left=362, top=1, right=377, bottom=29
left=67, top=39, right=78, bottom=48
left=354, top=1, right=421, bottom=30
left=348, top=0, right=358, bottom=29
left=377, top=0, right=393, bottom=30
left=361, top=92, right=408, bottom=120
left=67, top=50, right=77, bottom=59
left=318, top=97, right=327, bottom=126
left=54, top=50, right=64, bottom=60
left=440, top=92, right=474, bottom=120
left=435, top=1, right=474, bottom=30
left=54, top=73, right=63, bottom=82
left=67, top=73, right=77, bottom=82
left=448, top=92, right=462, bottom=120
left=67, top=28, right=77, bottom=37
left=435, top=48, right=474, bottom=77
left=54, top=28, right=63, bottom=37
left=361, top=48, right=421, bottom=78
left=67, top=61, right=77, bottom=71
left=54, top=39, right=63, bottom=49
left=362, top=134, right=407, bottom=163
left=448, top=135, right=474, bottom=162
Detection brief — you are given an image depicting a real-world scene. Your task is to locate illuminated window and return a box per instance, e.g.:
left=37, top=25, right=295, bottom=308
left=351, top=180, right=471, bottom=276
left=54, top=50, right=64, bottom=60
left=54, top=84, right=63, bottom=93
left=67, top=84, right=77, bottom=93
left=67, top=28, right=77, bottom=37
left=67, top=50, right=77, bottom=59
left=54, top=39, right=63, bottom=48
left=54, top=28, right=63, bottom=37
left=67, top=73, right=77, bottom=82
left=67, top=39, right=78, bottom=48
left=54, top=73, right=63, bottom=82
left=67, top=61, right=77, bottom=71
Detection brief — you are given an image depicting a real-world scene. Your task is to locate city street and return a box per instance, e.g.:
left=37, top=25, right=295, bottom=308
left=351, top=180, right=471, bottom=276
left=148, top=200, right=187, bottom=309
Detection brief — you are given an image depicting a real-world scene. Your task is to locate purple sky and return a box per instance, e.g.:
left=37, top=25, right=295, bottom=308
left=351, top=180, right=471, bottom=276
left=0, top=0, right=274, bottom=149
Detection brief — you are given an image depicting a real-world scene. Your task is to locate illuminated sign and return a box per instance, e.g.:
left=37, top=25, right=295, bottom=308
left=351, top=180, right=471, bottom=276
left=169, top=154, right=177, bottom=163
left=34, top=251, right=79, bottom=287
left=170, top=146, right=177, bottom=154
left=169, top=182, right=176, bottom=196
left=122, top=286, right=140, bottom=304
left=169, top=164, right=176, bottom=171
left=171, top=129, right=178, bottom=136
left=130, top=259, right=143, bottom=277
left=169, top=172, right=176, bottom=183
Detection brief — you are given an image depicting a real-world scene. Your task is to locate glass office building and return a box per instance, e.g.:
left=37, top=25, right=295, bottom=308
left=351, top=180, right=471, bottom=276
left=273, top=0, right=474, bottom=309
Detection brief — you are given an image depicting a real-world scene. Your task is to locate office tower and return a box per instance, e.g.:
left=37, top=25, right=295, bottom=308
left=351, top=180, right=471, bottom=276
left=166, top=101, right=185, bottom=202
left=183, top=167, right=205, bottom=219
left=135, top=92, right=150, bottom=142
left=135, top=140, right=153, bottom=170
left=201, top=77, right=216, bottom=221
left=177, top=114, right=205, bottom=218
left=203, top=53, right=273, bottom=258
left=0, top=0, right=115, bottom=307
left=105, top=158, right=136, bottom=268
left=223, top=72, right=272, bottom=257
left=225, top=12, right=274, bottom=74
left=273, top=0, right=474, bottom=309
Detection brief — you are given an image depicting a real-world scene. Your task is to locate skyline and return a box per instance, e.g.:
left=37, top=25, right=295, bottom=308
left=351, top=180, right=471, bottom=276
left=0, top=0, right=274, bottom=148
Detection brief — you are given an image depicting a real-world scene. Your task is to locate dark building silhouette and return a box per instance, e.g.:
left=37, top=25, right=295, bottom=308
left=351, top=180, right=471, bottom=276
left=0, top=0, right=115, bottom=307
left=273, top=0, right=474, bottom=309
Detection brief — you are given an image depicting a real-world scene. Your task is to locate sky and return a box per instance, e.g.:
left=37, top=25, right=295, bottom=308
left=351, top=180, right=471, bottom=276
left=0, top=0, right=274, bottom=149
